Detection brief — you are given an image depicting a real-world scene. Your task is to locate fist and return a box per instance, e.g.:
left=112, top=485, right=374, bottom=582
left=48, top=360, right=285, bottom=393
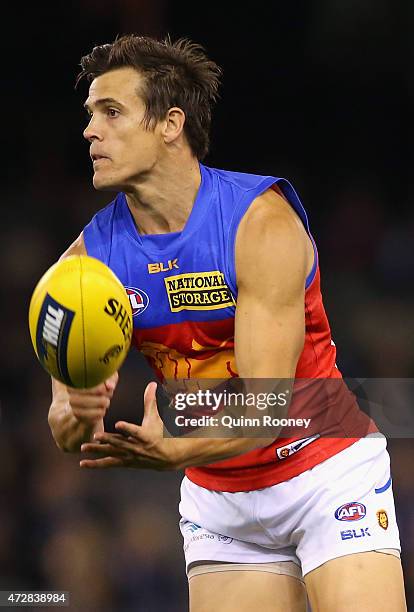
left=58, top=372, right=119, bottom=425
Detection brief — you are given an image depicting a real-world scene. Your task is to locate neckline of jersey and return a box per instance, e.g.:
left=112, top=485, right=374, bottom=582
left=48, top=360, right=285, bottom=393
left=119, top=162, right=214, bottom=255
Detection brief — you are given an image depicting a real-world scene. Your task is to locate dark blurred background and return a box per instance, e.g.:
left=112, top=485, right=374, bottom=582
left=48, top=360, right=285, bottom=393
left=1, top=1, right=413, bottom=610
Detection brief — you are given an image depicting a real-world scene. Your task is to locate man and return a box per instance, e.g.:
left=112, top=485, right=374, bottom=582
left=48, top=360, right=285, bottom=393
left=48, top=35, right=406, bottom=611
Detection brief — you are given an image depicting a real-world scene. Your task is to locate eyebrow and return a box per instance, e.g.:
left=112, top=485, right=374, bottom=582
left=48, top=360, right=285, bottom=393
left=83, top=97, right=126, bottom=111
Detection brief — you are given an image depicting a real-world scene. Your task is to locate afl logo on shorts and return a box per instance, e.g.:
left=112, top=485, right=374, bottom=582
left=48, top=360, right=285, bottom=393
left=125, top=287, right=149, bottom=317
left=335, top=502, right=366, bottom=521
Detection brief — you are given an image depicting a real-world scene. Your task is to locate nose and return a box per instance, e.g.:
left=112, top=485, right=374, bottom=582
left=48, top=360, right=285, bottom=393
left=83, top=116, right=102, bottom=142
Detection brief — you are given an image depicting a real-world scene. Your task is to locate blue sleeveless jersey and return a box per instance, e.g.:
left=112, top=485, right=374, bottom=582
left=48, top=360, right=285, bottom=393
left=83, top=163, right=375, bottom=492
left=84, top=163, right=315, bottom=379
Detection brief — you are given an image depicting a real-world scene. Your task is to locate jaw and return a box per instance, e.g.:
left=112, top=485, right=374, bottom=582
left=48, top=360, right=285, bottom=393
left=92, top=162, right=122, bottom=190
left=92, top=172, right=118, bottom=191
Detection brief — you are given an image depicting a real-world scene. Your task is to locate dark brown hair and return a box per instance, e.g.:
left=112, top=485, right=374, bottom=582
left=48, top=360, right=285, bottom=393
left=77, top=34, right=222, bottom=160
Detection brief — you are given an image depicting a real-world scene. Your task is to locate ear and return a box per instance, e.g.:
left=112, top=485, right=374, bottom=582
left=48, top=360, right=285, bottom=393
left=162, top=107, right=186, bottom=144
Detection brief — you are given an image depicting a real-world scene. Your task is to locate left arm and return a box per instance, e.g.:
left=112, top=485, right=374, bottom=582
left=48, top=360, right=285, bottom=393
left=234, top=187, right=309, bottom=379
left=80, top=188, right=313, bottom=470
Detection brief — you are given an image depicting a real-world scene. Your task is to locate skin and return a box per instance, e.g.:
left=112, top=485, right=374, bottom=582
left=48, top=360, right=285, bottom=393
left=47, top=66, right=407, bottom=611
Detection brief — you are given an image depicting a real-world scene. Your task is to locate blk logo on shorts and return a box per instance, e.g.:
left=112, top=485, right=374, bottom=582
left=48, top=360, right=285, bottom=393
left=335, top=502, right=366, bottom=521
left=341, top=527, right=371, bottom=540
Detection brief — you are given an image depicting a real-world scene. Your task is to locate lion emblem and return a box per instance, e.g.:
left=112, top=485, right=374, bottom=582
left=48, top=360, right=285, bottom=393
left=377, top=509, right=389, bottom=530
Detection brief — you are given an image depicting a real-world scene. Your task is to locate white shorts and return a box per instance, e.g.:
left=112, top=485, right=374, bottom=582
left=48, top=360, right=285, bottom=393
left=179, top=435, right=401, bottom=577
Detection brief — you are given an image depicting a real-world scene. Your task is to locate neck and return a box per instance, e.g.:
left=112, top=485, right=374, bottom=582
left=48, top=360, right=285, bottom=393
left=124, top=153, right=202, bottom=235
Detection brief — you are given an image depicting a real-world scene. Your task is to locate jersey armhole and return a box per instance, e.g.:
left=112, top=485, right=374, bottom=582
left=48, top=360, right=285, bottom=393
left=306, top=235, right=318, bottom=289
left=224, top=178, right=276, bottom=298
left=225, top=178, right=318, bottom=297
left=82, top=196, right=121, bottom=264
left=83, top=218, right=105, bottom=261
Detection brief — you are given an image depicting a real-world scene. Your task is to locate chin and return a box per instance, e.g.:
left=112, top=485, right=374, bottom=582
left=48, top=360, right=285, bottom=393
left=92, top=173, right=121, bottom=192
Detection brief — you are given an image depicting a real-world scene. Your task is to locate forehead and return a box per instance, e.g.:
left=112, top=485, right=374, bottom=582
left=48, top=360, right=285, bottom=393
left=86, top=67, right=145, bottom=107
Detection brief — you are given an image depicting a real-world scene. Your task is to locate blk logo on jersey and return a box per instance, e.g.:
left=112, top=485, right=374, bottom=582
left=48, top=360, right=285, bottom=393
left=165, top=271, right=235, bottom=312
left=148, top=259, right=179, bottom=274
left=335, top=502, right=366, bottom=521
left=125, top=287, right=149, bottom=317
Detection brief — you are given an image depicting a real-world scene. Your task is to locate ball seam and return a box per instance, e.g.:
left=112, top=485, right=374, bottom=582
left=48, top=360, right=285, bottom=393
left=79, top=256, right=88, bottom=388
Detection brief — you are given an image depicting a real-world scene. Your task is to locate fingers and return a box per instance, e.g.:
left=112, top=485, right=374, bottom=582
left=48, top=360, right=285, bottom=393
left=80, top=439, right=131, bottom=469
left=81, top=441, right=130, bottom=456
left=114, top=420, right=142, bottom=438
left=64, top=374, right=119, bottom=423
left=67, top=375, right=118, bottom=398
left=80, top=444, right=160, bottom=470
left=142, top=381, right=160, bottom=426
left=67, top=384, right=112, bottom=398
left=104, top=371, right=119, bottom=393
left=80, top=456, right=125, bottom=469
left=69, top=394, right=110, bottom=409
left=82, top=435, right=135, bottom=454
left=144, top=381, right=157, bottom=408
left=113, top=382, right=158, bottom=437
left=70, top=394, right=110, bottom=422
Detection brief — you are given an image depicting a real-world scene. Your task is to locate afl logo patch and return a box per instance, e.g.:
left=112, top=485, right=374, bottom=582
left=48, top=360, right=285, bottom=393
left=125, top=287, right=149, bottom=317
left=335, top=502, right=366, bottom=521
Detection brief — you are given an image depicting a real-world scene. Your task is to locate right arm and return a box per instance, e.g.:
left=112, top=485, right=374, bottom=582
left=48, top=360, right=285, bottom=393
left=47, top=233, right=118, bottom=452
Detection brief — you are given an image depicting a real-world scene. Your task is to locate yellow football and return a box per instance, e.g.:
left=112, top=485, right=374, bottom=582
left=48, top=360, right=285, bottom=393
left=28, top=255, right=133, bottom=388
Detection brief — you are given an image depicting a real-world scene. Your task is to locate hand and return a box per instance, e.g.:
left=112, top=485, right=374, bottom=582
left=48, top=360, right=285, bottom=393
left=64, top=372, right=119, bottom=425
left=79, top=382, right=179, bottom=471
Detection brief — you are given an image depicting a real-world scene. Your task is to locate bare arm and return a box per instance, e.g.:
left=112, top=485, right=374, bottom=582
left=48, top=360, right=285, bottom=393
left=234, top=187, right=310, bottom=378
left=80, top=188, right=313, bottom=470
left=47, top=233, right=119, bottom=452
left=172, top=188, right=312, bottom=467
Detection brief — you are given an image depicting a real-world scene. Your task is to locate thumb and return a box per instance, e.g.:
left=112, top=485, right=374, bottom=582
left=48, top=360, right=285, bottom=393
left=142, top=381, right=159, bottom=424
left=114, top=382, right=159, bottom=440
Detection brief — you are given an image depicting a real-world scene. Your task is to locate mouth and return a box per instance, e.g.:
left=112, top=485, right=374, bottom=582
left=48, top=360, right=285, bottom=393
left=91, top=153, right=109, bottom=162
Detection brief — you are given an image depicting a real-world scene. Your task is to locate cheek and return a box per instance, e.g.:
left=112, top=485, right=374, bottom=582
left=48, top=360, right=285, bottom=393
left=111, top=127, right=159, bottom=169
left=129, top=137, right=158, bottom=163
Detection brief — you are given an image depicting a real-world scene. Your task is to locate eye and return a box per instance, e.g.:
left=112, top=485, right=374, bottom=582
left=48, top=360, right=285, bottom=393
left=107, top=108, right=120, bottom=118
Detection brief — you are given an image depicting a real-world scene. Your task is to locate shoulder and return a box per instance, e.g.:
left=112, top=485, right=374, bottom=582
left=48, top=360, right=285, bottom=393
left=237, top=187, right=308, bottom=252
left=57, top=196, right=121, bottom=262
left=235, top=188, right=311, bottom=289
left=59, top=233, right=87, bottom=260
